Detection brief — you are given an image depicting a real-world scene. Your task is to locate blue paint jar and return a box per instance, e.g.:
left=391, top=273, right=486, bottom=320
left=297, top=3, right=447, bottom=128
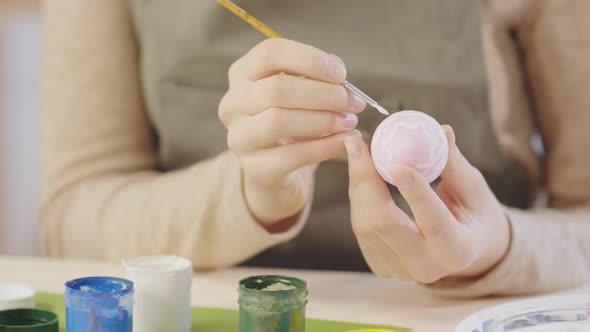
left=65, top=277, right=134, bottom=332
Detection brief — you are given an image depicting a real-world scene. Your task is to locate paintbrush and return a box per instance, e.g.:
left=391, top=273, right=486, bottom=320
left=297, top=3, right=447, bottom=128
left=216, top=0, right=389, bottom=116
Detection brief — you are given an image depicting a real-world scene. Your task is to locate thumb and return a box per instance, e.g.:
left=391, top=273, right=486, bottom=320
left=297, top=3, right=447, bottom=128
left=439, top=125, right=487, bottom=200
left=344, top=133, right=392, bottom=205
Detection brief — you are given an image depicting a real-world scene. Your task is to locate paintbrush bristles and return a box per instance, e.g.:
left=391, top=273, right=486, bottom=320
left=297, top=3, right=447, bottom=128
left=376, top=105, right=390, bottom=116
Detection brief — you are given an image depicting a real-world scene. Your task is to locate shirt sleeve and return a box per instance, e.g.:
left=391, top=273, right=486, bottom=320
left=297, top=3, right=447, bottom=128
left=426, top=0, right=590, bottom=297
left=40, top=0, right=308, bottom=269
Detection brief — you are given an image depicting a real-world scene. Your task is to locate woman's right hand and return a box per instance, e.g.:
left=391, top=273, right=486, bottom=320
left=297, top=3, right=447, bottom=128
left=219, top=38, right=366, bottom=228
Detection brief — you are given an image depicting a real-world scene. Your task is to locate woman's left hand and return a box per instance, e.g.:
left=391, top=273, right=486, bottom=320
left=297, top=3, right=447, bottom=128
left=344, top=125, right=510, bottom=283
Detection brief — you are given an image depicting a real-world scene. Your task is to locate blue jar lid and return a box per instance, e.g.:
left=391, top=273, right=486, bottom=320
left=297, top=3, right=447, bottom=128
left=65, top=276, right=134, bottom=311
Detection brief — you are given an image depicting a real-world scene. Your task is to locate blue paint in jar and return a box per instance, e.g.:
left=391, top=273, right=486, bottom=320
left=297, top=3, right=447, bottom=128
left=65, top=277, right=134, bottom=332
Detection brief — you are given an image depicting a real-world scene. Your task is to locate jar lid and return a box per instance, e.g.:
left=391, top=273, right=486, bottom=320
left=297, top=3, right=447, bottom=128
left=238, top=275, right=308, bottom=312
left=122, top=255, right=192, bottom=274
left=0, top=283, right=35, bottom=311
left=239, top=275, right=307, bottom=292
left=64, top=276, right=134, bottom=311
left=0, top=309, right=58, bottom=332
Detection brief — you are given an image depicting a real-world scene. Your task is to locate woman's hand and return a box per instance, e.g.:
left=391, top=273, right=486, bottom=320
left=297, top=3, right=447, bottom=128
left=344, top=126, right=510, bottom=283
left=219, top=38, right=366, bottom=227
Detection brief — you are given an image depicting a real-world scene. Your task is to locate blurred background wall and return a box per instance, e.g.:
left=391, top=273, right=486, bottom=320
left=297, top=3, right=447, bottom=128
left=0, top=0, right=41, bottom=256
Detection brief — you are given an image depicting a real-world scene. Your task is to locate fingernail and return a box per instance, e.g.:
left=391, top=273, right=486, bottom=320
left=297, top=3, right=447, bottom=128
left=344, top=136, right=361, bottom=158
left=441, top=124, right=457, bottom=147
left=392, top=167, right=414, bottom=188
left=328, top=54, right=347, bottom=81
left=348, top=92, right=367, bottom=111
left=336, top=112, right=358, bottom=130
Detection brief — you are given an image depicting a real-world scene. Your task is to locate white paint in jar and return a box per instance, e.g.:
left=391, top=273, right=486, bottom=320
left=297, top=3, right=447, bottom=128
left=123, top=255, right=192, bottom=332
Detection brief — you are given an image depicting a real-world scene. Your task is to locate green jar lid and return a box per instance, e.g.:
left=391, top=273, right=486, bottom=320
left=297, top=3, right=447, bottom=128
left=0, top=309, right=58, bottom=332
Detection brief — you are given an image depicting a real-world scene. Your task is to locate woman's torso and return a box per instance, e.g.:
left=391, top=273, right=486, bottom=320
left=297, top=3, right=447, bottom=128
left=130, top=0, right=531, bottom=270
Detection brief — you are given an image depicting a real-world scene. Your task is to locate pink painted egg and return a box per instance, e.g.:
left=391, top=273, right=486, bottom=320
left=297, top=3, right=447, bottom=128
left=371, top=110, right=449, bottom=185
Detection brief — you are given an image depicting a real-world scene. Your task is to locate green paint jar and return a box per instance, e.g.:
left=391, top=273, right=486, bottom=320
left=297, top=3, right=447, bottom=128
left=238, top=275, right=307, bottom=332
left=0, top=309, right=58, bottom=332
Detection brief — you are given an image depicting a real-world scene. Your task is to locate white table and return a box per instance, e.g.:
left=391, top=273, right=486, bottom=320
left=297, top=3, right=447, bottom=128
left=0, top=255, right=557, bottom=331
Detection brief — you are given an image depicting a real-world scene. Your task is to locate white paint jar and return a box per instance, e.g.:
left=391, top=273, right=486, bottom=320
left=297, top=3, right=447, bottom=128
left=0, top=282, right=35, bottom=311
left=123, top=255, right=192, bottom=332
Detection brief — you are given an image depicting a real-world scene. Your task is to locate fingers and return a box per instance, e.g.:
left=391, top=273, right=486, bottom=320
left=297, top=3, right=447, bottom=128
left=229, top=38, right=346, bottom=83
left=357, top=237, right=413, bottom=281
left=219, top=74, right=366, bottom=127
left=251, top=74, right=365, bottom=113
left=242, top=130, right=360, bottom=183
left=357, top=224, right=451, bottom=284
left=390, top=165, right=462, bottom=240
left=345, top=134, right=394, bottom=207
left=228, top=108, right=358, bottom=153
left=441, top=124, right=456, bottom=147
left=439, top=125, right=488, bottom=203
left=345, top=131, right=475, bottom=282
left=344, top=134, right=420, bottom=252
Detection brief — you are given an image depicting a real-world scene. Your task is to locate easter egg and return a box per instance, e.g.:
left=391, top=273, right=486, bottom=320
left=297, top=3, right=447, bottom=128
left=370, top=110, right=449, bottom=185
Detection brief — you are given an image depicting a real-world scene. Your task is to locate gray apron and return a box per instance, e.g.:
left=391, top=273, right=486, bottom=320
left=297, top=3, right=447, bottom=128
left=130, top=0, right=530, bottom=271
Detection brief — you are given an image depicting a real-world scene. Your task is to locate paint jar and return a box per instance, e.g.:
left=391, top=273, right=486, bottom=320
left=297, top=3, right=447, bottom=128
left=0, top=309, right=58, bottom=332
left=0, top=282, right=36, bottom=311
left=122, top=255, right=192, bottom=332
left=238, top=275, right=308, bottom=332
left=64, top=277, right=134, bottom=332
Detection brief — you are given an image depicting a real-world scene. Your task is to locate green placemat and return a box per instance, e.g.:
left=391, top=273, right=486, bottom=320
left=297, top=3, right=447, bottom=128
left=36, top=292, right=410, bottom=332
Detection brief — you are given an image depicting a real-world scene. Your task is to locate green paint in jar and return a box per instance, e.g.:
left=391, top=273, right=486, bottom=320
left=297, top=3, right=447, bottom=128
left=238, top=275, right=307, bottom=332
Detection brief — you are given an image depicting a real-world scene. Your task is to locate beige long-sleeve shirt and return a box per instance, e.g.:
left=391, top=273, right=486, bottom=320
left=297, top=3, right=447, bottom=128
left=41, top=0, right=590, bottom=297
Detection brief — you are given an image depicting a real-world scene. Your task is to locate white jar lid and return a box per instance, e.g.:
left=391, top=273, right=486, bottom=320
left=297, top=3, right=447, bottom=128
left=122, top=255, right=192, bottom=273
left=0, top=282, right=36, bottom=311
